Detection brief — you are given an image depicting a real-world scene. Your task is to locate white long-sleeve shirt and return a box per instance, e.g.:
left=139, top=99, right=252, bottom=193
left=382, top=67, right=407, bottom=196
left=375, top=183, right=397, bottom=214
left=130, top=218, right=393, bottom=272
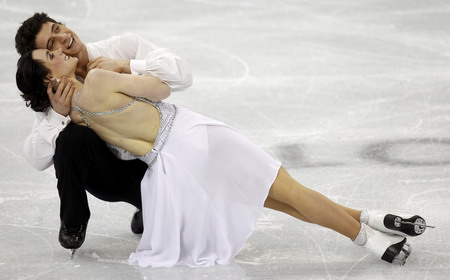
left=23, top=33, right=193, bottom=171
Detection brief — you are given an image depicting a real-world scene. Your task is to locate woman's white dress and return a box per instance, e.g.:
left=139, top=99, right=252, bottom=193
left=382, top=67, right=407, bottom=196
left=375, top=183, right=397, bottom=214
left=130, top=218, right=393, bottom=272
left=75, top=97, right=281, bottom=268
left=128, top=106, right=281, bottom=267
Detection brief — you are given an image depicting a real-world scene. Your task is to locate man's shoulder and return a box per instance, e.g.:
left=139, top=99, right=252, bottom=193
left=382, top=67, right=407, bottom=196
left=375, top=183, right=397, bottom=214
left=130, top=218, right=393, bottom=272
left=87, top=33, right=141, bottom=54
left=89, top=32, right=140, bottom=45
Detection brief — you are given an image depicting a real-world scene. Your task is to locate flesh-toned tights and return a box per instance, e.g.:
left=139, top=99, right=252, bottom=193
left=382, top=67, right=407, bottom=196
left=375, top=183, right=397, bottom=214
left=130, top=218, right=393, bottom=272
left=264, top=166, right=362, bottom=240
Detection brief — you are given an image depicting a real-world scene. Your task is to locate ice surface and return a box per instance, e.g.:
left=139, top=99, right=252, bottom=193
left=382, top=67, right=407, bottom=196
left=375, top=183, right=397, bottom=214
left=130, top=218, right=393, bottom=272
left=1, top=0, right=449, bottom=279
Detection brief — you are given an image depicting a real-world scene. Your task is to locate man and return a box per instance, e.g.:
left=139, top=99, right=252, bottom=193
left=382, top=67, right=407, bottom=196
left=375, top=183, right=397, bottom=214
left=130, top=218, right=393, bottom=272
left=15, top=13, right=193, bottom=252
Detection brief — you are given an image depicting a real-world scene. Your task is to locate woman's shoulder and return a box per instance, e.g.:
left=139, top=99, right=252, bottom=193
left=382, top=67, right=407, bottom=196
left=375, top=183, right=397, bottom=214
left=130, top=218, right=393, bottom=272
left=79, top=69, right=109, bottom=103
left=84, top=68, right=114, bottom=86
left=84, top=69, right=119, bottom=99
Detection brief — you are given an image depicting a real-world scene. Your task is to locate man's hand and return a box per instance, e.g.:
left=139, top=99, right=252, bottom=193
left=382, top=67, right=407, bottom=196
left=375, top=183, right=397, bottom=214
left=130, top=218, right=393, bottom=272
left=87, top=57, right=131, bottom=74
left=47, top=77, right=75, bottom=117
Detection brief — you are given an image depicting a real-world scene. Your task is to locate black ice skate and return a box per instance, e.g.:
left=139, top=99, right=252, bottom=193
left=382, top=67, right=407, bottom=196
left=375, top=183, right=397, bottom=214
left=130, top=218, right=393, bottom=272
left=363, top=224, right=411, bottom=265
left=59, top=222, right=87, bottom=259
left=131, top=210, right=144, bottom=234
left=365, top=211, right=433, bottom=237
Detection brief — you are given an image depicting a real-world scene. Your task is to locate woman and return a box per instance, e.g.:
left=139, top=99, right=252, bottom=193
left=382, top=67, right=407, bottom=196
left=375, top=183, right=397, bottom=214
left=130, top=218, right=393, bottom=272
left=16, top=48, right=427, bottom=267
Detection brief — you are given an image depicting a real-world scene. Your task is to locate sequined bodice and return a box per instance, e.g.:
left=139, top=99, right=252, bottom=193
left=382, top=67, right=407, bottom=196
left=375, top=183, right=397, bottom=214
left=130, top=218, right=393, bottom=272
left=72, top=92, right=177, bottom=167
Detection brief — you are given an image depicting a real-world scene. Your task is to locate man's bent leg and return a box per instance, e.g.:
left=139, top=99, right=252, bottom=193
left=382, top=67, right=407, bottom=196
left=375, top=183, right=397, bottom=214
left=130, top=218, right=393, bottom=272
left=55, top=124, right=147, bottom=224
left=54, top=124, right=147, bottom=249
left=84, top=142, right=147, bottom=210
left=54, top=124, right=95, bottom=226
left=84, top=142, right=147, bottom=234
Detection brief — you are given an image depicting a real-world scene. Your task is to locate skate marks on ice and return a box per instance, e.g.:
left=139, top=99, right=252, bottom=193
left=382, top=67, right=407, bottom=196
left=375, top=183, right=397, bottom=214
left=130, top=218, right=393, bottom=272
left=0, top=223, right=142, bottom=279
left=0, top=0, right=92, bottom=20
left=272, top=143, right=343, bottom=168
left=272, top=137, right=450, bottom=168
left=176, top=38, right=250, bottom=87
left=2, top=0, right=450, bottom=278
left=0, top=224, right=61, bottom=280
left=235, top=212, right=335, bottom=279
left=362, top=138, right=450, bottom=166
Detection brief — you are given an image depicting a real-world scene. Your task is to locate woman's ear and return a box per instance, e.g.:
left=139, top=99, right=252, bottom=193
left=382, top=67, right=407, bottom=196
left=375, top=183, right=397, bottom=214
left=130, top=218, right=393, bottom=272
left=44, top=75, right=53, bottom=83
left=45, top=76, right=61, bottom=91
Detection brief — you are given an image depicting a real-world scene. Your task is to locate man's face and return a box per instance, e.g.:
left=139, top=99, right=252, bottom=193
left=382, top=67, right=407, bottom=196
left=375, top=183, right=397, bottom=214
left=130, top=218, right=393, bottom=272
left=35, top=22, right=84, bottom=57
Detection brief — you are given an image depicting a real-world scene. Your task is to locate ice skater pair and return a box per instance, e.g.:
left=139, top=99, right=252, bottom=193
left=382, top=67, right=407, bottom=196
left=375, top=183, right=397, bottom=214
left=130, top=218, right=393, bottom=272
left=14, top=12, right=193, bottom=257
left=16, top=43, right=434, bottom=266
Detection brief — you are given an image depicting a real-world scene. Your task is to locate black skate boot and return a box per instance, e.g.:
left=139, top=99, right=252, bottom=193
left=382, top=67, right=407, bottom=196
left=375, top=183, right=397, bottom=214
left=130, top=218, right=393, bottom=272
left=362, top=224, right=411, bottom=265
left=59, top=222, right=87, bottom=259
left=130, top=210, right=144, bottom=234
left=364, top=210, right=432, bottom=237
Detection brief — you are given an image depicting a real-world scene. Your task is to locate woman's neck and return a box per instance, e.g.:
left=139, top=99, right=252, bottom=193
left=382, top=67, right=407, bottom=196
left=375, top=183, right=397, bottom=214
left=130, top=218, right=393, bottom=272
left=74, top=44, right=89, bottom=78
left=68, top=76, right=84, bottom=95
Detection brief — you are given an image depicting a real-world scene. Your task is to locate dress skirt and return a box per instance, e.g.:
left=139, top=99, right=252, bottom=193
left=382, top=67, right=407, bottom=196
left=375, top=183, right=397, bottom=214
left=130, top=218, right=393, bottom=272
left=128, top=106, right=281, bottom=267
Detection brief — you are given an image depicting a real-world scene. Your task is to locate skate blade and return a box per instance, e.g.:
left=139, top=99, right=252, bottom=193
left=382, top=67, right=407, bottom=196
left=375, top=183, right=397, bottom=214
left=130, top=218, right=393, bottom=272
left=70, top=249, right=76, bottom=260
left=392, top=243, right=411, bottom=266
left=400, top=221, right=435, bottom=228
left=389, top=215, right=431, bottom=236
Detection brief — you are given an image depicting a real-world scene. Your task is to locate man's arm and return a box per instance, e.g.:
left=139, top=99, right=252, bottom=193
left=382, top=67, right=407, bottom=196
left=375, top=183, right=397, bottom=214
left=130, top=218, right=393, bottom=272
left=86, top=33, right=193, bottom=92
left=23, top=77, right=74, bottom=170
left=23, top=109, right=70, bottom=170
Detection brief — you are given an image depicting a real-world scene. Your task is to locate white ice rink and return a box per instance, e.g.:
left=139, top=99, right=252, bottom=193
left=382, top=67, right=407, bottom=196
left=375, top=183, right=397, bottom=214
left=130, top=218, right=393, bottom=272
left=1, top=0, right=450, bottom=279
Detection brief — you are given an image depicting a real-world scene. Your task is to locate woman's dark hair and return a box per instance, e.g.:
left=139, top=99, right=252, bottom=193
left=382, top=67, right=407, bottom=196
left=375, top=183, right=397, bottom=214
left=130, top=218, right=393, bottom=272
left=16, top=51, right=51, bottom=112
left=15, top=12, right=60, bottom=55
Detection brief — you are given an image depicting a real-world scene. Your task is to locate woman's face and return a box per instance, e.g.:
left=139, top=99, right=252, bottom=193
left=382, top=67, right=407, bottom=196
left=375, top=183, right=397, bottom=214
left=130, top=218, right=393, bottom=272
left=32, top=48, right=78, bottom=79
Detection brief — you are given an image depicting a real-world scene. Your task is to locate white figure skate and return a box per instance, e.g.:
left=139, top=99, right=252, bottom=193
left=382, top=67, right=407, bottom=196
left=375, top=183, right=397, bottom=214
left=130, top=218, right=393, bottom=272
left=363, top=224, right=411, bottom=265
left=364, top=210, right=433, bottom=237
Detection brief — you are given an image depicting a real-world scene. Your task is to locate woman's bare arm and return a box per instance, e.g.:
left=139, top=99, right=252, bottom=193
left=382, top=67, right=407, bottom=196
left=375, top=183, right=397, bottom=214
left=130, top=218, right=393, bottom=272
left=84, top=68, right=171, bottom=102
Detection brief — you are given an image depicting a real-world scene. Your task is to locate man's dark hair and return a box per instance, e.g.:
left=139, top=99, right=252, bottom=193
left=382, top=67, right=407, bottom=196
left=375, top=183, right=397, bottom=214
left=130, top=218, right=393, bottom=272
left=15, top=12, right=60, bottom=55
left=16, top=51, right=51, bottom=112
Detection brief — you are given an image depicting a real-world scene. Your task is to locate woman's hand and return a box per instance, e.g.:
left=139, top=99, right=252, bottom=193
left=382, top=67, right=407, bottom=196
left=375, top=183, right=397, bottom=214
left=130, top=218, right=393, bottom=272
left=47, top=77, right=75, bottom=117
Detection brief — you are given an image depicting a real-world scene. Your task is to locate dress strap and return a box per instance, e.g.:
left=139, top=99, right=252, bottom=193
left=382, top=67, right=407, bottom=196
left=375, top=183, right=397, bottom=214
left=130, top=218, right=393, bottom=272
left=71, top=90, right=137, bottom=128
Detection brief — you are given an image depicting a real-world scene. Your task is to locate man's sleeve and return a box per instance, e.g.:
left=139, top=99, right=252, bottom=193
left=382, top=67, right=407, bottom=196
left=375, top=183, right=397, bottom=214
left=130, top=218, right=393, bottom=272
left=23, top=109, right=71, bottom=171
left=116, top=33, right=193, bottom=92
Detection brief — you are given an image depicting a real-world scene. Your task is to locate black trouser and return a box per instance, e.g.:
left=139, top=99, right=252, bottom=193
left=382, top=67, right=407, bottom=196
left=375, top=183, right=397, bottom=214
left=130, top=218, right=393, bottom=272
left=53, top=123, right=148, bottom=226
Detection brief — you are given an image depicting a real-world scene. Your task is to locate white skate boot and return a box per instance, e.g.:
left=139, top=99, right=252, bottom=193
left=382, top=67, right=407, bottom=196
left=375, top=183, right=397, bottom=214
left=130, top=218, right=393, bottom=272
left=359, top=224, right=411, bottom=265
left=362, top=210, right=431, bottom=237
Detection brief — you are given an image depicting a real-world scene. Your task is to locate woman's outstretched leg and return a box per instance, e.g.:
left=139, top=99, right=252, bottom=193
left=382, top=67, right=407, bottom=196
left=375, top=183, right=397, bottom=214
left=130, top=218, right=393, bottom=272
left=266, top=166, right=361, bottom=239
left=338, top=205, right=362, bottom=222
left=266, top=170, right=427, bottom=239
left=264, top=165, right=413, bottom=265
left=264, top=197, right=312, bottom=223
left=265, top=189, right=363, bottom=225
